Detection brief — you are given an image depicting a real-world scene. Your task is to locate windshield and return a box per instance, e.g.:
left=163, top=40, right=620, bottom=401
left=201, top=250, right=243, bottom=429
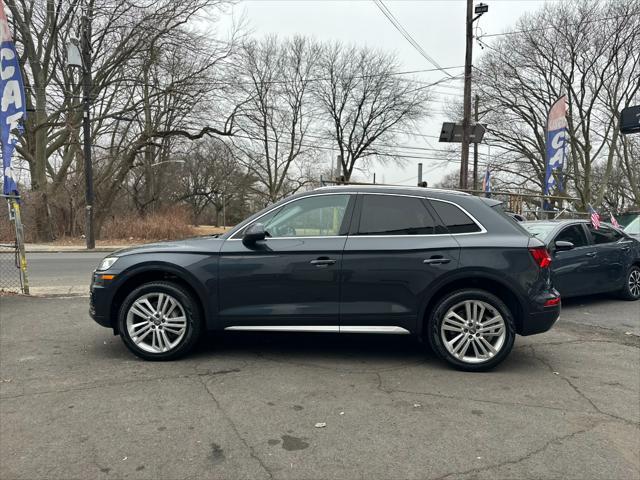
left=624, top=216, right=640, bottom=235
left=521, top=223, right=556, bottom=240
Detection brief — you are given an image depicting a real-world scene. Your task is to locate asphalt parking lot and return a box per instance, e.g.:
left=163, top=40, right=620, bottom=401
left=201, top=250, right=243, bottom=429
left=0, top=294, right=639, bottom=480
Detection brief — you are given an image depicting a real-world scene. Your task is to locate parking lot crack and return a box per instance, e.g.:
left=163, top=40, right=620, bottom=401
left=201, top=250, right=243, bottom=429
left=198, top=376, right=274, bottom=480
left=430, top=421, right=605, bottom=480
left=528, top=345, right=638, bottom=426
left=375, top=371, right=597, bottom=416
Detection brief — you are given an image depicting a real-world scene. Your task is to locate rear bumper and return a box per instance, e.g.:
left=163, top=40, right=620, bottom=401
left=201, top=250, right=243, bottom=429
left=520, top=289, right=561, bottom=336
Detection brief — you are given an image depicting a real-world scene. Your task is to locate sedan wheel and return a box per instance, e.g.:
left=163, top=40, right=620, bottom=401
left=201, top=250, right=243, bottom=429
left=428, top=289, right=515, bottom=371
left=118, top=281, right=202, bottom=360
left=126, top=293, right=187, bottom=353
left=621, top=267, right=640, bottom=301
left=440, top=300, right=506, bottom=364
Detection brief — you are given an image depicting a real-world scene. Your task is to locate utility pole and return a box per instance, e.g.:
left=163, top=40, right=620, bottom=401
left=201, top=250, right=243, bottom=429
left=473, top=94, right=479, bottom=191
left=460, top=2, right=488, bottom=191
left=81, top=9, right=95, bottom=249
left=460, top=0, right=473, bottom=190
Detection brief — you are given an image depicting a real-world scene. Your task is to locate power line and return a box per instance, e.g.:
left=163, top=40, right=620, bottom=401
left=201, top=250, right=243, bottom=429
left=373, top=0, right=454, bottom=78
left=479, top=12, right=640, bottom=38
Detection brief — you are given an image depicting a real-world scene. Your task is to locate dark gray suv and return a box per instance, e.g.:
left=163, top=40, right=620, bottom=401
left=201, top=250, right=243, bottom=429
left=90, top=186, right=560, bottom=371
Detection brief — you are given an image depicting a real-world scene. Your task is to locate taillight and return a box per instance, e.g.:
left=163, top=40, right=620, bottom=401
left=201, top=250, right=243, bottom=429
left=529, top=246, right=552, bottom=268
left=544, top=297, right=561, bottom=307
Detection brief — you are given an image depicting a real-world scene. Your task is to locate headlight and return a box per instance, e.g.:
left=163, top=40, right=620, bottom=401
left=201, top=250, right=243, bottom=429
left=97, top=257, right=119, bottom=271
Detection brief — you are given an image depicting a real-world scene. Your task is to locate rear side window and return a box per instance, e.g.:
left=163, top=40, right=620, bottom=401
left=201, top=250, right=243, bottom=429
left=430, top=200, right=481, bottom=234
left=357, top=195, right=436, bottom=235
left=587, top=224, right=623, bottom=245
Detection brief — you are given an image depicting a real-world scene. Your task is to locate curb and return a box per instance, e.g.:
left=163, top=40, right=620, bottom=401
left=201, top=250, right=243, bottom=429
left=29, top=286, right=90, bottom=296
left=25, top=247, right=131, bottom=253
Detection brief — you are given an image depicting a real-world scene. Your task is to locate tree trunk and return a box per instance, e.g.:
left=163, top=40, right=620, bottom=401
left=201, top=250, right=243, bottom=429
left=30, top=86, right=54, bottom=241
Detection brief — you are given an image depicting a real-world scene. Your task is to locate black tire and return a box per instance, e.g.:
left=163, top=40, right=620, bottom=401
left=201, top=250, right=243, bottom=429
left=117, top=281, right=202, bottom=361
left=619, top=265, right=640, bottom=301
left=426, top=289, right=516, bottom=372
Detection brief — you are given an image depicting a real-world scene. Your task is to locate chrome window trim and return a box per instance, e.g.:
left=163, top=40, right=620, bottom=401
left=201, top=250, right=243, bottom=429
left=426, top=197, right=487, bottom=235
left=228, top=192, right=358, bottom=240
left=227, top=191, right=486, bottom=241
left=355, top=193, right=486, bottom=236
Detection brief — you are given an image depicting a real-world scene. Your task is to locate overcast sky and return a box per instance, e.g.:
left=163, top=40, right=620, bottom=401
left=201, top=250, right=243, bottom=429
left=219, top=0, right=555, bottom=186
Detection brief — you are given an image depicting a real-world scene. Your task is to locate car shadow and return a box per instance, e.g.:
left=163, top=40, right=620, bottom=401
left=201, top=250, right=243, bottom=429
left=187, top=331, right=540, bottom=374
left=196, top=331, right=430, bottom=362
left=561, top=292, right=618, bottom=308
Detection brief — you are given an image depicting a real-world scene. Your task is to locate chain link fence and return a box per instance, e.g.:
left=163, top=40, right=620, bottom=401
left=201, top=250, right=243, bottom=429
left=0, top=197, right=29, bottom=294
left=0, top=242, right=24, bottom=293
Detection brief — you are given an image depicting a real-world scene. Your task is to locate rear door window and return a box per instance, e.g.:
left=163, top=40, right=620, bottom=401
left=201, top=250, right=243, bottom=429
left=357, top=195, right=436, bottom=235
left=430, top=200, right=481, bottom=234
left=587, top=224, right=623, bottom=245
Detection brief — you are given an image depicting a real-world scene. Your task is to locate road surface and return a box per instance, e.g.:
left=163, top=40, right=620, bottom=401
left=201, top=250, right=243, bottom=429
left=1, top=295, right=638, bottom=480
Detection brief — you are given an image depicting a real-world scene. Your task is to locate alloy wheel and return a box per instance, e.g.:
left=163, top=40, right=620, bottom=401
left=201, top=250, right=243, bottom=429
left=440, top=300, right=506, bottom=364
left=126, top=292, right=187, bottom=353
left=629, top=270, right=640, bottom=298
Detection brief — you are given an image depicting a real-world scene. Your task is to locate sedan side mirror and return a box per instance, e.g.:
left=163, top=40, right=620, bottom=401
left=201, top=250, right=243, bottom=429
left=242, top=223, right=267, bottom=246
left=554, top=240, right=574, bottom=252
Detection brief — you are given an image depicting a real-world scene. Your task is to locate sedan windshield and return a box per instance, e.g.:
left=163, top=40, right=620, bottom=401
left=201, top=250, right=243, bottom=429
left=624, top=216, right=640, bottom=235
left=521, top=222, right=556, bottom=240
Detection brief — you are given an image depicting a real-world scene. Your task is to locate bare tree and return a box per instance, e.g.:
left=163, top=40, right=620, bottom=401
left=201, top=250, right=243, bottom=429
left=174, top=139, right=250, bottom=225
left=7, top=0, right=241, bottom=240
left=231, top=36, right=320, bottom=203
left=314, top=43, right=431, bottom=181
left=476, top=0, right=640, bottom=209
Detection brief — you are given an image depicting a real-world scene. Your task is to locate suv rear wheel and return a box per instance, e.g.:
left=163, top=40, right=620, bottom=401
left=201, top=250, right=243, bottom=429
left=117, top=281, right=202, bottom=360
left=427, top=289, right=516, bottom=371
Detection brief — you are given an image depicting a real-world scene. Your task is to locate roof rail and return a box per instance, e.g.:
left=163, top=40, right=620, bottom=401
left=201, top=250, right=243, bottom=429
left=315, top=185, right=470, bottom=196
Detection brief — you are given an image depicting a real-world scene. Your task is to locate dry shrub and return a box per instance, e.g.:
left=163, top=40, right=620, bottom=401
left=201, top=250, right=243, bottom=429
left=100, top=206, right=195, bottom=241
left=0, top=213, right=13, bottom=243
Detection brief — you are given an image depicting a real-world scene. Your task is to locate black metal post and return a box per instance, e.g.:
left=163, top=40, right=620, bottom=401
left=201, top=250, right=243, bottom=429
left=81, top=11, right=95, bottom=249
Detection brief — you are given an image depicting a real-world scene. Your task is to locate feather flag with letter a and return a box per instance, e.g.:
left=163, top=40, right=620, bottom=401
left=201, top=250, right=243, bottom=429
left=0, top=1, right=27, bottom=196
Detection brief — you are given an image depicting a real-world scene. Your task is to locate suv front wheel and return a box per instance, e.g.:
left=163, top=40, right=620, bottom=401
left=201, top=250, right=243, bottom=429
left=427, top=289, right=516, bottom=371
left=117, top=281, right=202, bottom=361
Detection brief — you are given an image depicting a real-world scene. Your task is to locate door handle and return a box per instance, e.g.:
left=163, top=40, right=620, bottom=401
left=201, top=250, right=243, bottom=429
left=310, top=258, right=336, bottom=266
left=585, top=252, right=597, bottom=257
left=423, top=256, right=451, bottom=265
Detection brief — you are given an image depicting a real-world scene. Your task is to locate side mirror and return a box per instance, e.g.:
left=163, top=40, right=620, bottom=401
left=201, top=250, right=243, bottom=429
left=554, top=240, right=574, bottom=252
left=242, top=223, right=266, bottom=246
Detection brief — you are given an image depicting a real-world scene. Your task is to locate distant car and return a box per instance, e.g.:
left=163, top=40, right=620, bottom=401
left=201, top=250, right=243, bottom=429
left=522, top=220, right=640, bottom=300
left=623, top=215, right=640, bottom=241
left=90, top=186, right=561, bottom=371
left=508, top=213, right=527, bottom=222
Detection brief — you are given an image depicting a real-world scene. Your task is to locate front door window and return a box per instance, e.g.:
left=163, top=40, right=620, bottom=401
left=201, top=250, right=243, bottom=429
left=264, top=194, right=350, bottom=238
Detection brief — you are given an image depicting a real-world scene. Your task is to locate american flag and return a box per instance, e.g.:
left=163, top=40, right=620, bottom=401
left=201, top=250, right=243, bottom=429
left=588, top=204, right=601, bottom=229
left=610, top=212, right=620, bottom=228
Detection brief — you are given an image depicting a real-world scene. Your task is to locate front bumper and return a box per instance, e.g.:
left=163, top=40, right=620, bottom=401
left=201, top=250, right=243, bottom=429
left=89, top=271, right=116, bottom=329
